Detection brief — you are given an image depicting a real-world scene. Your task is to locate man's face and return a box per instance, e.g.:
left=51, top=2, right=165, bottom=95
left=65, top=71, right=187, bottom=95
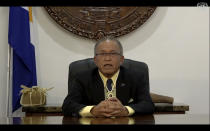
left=94, top=40, right=124, bottom=78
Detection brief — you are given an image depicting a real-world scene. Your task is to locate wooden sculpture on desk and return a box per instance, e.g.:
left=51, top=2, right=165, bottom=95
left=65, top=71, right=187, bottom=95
left=150, top=93, right=174, bottom=104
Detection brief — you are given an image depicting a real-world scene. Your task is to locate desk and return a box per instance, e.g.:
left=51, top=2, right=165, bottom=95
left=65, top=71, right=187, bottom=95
left=0, top=114, right=209, bottom=124
left=22, top=103, right=189, bottom=116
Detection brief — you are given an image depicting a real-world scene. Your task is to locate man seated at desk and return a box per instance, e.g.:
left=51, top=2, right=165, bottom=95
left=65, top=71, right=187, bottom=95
left=62, top=36, right=155, bottom=117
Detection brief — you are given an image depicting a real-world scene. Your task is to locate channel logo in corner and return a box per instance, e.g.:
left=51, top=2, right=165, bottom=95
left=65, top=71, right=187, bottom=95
left=197, top=2, right=208, bottom=7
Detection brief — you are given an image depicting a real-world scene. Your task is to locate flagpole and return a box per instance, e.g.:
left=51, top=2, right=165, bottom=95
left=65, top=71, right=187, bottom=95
left=6, top=44, right=12, bottom=117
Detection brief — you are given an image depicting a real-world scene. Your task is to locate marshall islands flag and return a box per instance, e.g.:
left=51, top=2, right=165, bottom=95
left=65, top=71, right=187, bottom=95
left=8, top=7, right=37, bottom=112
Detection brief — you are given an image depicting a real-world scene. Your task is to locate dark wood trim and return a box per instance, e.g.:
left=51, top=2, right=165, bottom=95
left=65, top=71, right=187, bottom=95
left=23, top=103, right=189, bottom=116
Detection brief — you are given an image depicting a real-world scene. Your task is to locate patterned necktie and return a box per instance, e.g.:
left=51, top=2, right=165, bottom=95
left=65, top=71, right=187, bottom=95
left=106, top=79, right=113, bottom=91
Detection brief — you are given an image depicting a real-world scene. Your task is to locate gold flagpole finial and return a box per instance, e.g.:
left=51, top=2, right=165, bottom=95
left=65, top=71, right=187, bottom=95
left=29, top=7, right=33, bottom=22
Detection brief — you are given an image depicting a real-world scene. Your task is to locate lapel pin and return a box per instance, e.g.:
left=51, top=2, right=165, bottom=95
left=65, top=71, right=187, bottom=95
left=121, top=83, right=125, bottom=87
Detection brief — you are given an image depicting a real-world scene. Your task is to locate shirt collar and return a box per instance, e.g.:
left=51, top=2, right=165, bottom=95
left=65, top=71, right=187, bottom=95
left=98, top=69, right=120, bottom=88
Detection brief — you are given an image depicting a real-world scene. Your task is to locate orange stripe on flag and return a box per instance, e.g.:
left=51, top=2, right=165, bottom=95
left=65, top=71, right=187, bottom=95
left=29, top=7, right=33, bottom=22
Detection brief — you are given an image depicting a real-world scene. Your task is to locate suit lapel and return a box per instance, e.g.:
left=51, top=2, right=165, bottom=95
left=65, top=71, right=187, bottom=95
left=93, top=71, right=105, bottom=103
left=116, top=68, right=130, bottom=104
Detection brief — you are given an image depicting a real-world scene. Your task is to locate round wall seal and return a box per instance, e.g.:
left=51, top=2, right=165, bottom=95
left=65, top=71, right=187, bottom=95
left=45, top=7, right=156, bottom=40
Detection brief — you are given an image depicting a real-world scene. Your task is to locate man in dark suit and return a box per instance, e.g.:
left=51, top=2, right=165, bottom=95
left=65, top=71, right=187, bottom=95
left=62, top=36, right=154, bottom=117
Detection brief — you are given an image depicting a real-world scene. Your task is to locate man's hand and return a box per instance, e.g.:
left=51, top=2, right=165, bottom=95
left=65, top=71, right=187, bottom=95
left=90, top=100, right=112, bottom=117
left=90, top=97, right=129, bottom=117
left=107, top=97, right=129, bottom=117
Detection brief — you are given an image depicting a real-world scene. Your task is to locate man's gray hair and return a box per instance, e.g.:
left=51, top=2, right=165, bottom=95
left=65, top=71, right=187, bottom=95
left=94, top=36, right=123, bottom=56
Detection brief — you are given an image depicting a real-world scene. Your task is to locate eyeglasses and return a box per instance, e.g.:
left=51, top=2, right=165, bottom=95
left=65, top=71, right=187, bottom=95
left=95, top=52, right=121, bottom=57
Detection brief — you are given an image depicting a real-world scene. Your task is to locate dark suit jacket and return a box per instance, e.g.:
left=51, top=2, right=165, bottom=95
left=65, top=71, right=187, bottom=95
left=62, top=63, right=155, bottom=117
